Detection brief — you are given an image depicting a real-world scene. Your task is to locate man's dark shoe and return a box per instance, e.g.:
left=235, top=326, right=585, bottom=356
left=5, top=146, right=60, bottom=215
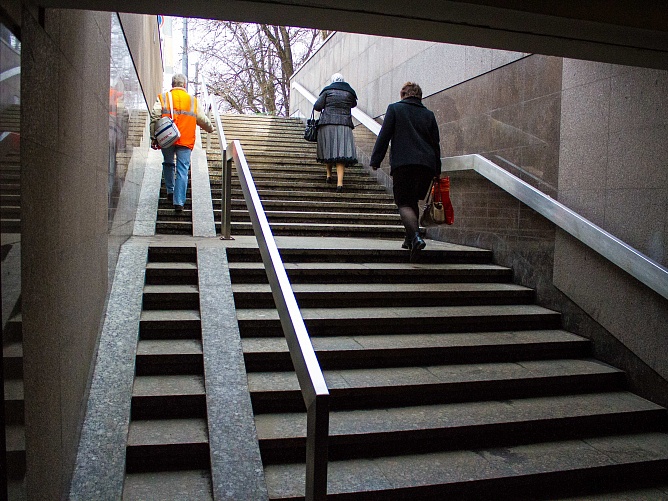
left=410, top=232, right=426, bottom=263
left=167, top=193, right=173, bottom=203
left=174, top=204, right=183, bottom=212
left=401, top=236, right=412, bottom=250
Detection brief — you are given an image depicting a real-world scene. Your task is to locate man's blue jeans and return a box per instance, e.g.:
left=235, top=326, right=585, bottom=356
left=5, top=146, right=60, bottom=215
left=161, top=145, right=192, bottom=207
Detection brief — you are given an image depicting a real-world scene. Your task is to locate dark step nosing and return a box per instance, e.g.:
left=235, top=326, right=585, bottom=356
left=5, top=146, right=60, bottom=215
left=263, top=432, right=668, bottom=499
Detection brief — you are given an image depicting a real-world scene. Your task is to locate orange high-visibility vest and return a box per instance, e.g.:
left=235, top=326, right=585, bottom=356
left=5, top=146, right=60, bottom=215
left=158, top=88, right=198, bottom=149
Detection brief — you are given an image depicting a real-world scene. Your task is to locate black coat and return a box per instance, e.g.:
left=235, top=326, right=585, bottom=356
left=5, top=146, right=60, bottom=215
left=314, top=82, right=357, bottom=128
left=369, top=97, right=441, bottom=175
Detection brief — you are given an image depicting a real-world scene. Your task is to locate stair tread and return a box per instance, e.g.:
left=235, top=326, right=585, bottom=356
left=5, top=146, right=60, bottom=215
left=236, top=304, right=559, bottom=321
left=263, top=432, right=668, bottom=499
left=146, top=262, right=198, bottom=270
left=3, top=340, right=23, bottom=357
left=140, top=310, right=201, bottom=322
left=232, top=282, right=530, bottom=295
left=5, top=423, right=25, bottom=451
left=242, top=329, right=586, bottom=353
left=127, top=418, right=208, bottom=446
left=136, top=339, right=203, bottom=355
left=143, top=284, right=199, bottom=294
left=230, top=262, right=508, bottom=272
left=4, top=378, right=24, bottom=400
left=132, top=375, right=205, bottom=397
left=247, top=358, right=621, bottom=392
left=123, top=470, right=213, bottom=501
left=255, top=391, right=664, bottom=441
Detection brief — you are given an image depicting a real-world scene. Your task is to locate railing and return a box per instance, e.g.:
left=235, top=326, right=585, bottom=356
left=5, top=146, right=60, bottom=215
left=442, top=155, right=668, bottom=301
left=199, top=75, right=231, bottom=239
left=291, top=81, right=668, bottom=301
left=226, top=140, right=330, bottom=500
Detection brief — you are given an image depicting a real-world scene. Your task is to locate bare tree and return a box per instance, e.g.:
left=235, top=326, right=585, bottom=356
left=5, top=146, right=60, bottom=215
left=192, top=20, right=324, bottom=116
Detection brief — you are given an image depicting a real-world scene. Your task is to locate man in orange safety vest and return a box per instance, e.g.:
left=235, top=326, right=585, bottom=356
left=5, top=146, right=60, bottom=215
left=150, top=73, right=214, bottom=211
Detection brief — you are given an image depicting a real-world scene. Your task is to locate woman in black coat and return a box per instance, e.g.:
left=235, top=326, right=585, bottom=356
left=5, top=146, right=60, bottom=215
left=370, top=82, right=441, bottom=262
left=314, top=73, right=357, bottom=192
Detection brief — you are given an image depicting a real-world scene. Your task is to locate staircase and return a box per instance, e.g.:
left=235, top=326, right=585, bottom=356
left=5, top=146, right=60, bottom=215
left=122, top=244, right=212, bottom=499
left=1, top=103, right=25, bottom=500
left=204, top=114, right=668, bottom=499
left=206, top=114, right=405, bottom=239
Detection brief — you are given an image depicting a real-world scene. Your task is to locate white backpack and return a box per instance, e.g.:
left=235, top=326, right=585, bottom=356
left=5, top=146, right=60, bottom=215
left=155, top=91, right=181, bottom=148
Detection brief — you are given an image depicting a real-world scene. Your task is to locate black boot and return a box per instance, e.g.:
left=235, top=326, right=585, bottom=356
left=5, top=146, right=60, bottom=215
left=401, top=236, right=412, bottom=250
left=410, top=232, right=426, bottom=263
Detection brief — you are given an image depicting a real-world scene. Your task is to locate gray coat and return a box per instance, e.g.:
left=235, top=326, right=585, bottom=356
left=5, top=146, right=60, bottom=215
left=314, top=86, right=357, bottom=128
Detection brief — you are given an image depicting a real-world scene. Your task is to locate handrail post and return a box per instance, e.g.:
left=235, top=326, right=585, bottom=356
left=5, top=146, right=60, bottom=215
left=305, top=395, right=329, bottom=501
left=222, top=151, right=231, bottom=239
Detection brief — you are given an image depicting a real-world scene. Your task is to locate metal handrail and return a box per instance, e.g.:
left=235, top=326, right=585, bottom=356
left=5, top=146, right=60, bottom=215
left=199, top=75, right=231, bottom=239
left=291, top=81, right=668, bottom=301
left=227, top=140, right=329, bottom=501
left=442, top=155, right=668, bottom=300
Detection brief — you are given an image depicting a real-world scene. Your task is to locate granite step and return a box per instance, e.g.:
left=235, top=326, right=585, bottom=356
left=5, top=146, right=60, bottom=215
left=5, top=423, right=26, bottom=479
left=216, top=189, right=395, bottom=203
left=228, top=261, right=513, bottom=284
left=125, top=418, right=210, bottom=473
left=256, top=391, right=666, bottom=463
left=220, top=179, right=387, bottom=192
left=155, top=222, right=193, bottom=235
left=142, top=284, right=200, bottom=310
left=225, top=221, right=406, bottom=238
left=229, top=210, right=402, bottom=225
left=236, top=304, right=562, bottom=337
left=263, top=432, right=668, bottom=500
left=219, top=199, right=398, bottom=214
left=225, top=246, right=493, bottom=264
left=3, top=340, right=23, bottom=378
left=135, top=339, right=204, bottom=375
left=139, top=309, right=201, bottom=334
left=131, top=374, right=206, bottom=419
left=147, top=245, right=197, bottom=263
left=242, top=329, right=590, bottom=371
left=232, top=282, right=534, bottom=308
left=247, top=358, right=626, bottom=413
left=4, top=378, right=24, bottom=424
left=123, top=470, right=213, bottom=500
left=145, top=262, right=199, bottom=286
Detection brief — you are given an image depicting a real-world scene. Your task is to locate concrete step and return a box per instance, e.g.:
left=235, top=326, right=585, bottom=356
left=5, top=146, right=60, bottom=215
left=256, top=392, right=666, bottom=463
left=222, top=188, right=394, bottom=202
left=155, top=221, right=193, bottom=235
left=142, top=284, right=200, bottom=310
left=235, top=304, right=562, bottom=337
left=1, top=218, right=21, bottom=232
left=139, top=309, right=201, bottom=336
left=242, top=329, right=589, bottom=371
left=218, top=178, right=387, bottom=192
left=228, top=261, right=513, bottom=284
left=135, top=339, right=203, bottom=376
left=263, top=432, right=668, bottom=500
left=232, top=282, right=534, bottom=308
left=131, top=375, right=206, bottom=420
left=248, top=358, right=626, bottom=413
left=123, top=470, right=213, bottom=500
left=126, top=418, right=210, bottom=473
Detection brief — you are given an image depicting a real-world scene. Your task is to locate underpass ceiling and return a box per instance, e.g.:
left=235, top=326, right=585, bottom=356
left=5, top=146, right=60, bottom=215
left=32, top=0, right=668, bottom=69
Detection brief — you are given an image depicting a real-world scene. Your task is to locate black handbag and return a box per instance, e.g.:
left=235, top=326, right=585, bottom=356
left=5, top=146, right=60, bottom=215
left=304, top=108, right=319, bottom=142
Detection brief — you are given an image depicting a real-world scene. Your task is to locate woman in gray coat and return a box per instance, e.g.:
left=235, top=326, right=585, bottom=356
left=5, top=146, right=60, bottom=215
left=314, top=73, right=357, bottom=192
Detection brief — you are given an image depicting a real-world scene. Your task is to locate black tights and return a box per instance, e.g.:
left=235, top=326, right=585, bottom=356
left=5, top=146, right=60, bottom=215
left=398, top=204, right=420, bottom=239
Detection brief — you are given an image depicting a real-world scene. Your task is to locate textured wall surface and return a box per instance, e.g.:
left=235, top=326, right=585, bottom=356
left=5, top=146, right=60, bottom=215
left=21, top=8, right=111, bottom=499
